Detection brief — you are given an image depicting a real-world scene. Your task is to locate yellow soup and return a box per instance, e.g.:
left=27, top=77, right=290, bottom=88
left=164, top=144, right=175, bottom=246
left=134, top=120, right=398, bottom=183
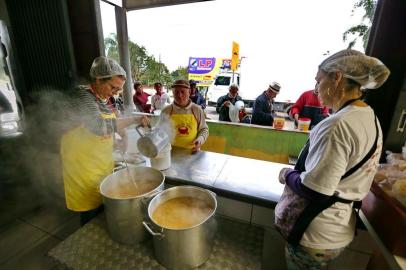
left=152, top=196, right=214, bottom=229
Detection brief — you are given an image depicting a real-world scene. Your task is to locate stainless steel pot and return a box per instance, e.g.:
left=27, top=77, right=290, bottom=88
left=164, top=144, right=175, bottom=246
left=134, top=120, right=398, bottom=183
left=143, top=186, right=217, bottom=269
left=100, top=166, right=164, bottom=245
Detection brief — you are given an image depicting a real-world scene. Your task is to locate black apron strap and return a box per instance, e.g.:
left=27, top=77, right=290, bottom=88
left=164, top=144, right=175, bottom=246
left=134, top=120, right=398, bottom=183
left=341, top=115, right=378, bottom=179
left=287, top=196, right=352, bottom=245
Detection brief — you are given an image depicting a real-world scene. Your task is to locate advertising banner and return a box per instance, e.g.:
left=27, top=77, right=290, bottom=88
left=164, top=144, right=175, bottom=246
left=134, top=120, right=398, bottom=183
left=188, top=57, right=231, bottom=86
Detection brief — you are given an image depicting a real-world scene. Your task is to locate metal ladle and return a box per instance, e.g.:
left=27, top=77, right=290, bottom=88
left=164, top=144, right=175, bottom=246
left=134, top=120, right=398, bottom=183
left=119, top=150, right=139, bottom=190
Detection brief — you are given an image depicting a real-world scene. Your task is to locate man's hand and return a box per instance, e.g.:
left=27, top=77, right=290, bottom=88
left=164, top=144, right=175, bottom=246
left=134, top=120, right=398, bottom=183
left=191, top=139, right=201, bottom=153
left=293, top=114, right=299, bottom=128
left=223, top=101, right=231, bottom=107
left=278, top=167, right=292, bottom=184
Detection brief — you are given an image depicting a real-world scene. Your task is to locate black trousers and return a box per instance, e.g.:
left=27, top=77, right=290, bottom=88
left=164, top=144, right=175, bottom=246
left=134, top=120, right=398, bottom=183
left=80, top=205, right=104, bottom=226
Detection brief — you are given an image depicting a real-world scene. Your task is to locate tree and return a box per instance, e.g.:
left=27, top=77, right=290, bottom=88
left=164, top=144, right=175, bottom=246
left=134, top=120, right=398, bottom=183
left=343, top=0, right=377, bottom=49
left=171, top=66, right=188, bottom=81
left=104, top=34, right=173, bottom=87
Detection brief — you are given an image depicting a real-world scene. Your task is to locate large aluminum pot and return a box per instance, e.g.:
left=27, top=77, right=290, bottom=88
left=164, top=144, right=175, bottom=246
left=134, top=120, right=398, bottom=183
left=143, top=186, right=217, bottom=269
left=100, top=166, right=164, bottom=245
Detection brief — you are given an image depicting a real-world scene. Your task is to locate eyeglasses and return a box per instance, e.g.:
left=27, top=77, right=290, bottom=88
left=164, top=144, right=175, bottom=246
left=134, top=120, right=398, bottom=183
left=107, top=82, right=123, bottom=93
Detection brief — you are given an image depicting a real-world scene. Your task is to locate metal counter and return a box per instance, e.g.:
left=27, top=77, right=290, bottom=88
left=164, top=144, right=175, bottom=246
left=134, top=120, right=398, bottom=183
left=163, top=147, right=289, bottom=207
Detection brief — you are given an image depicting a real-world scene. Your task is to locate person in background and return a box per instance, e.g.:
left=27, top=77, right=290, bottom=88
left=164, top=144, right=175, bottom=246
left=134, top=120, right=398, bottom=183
left=61, top=56, right=149, bottom=225
left=216, top=84, right=242, bottom=122
left=290, top=88, right=329, bottom=129
left=161, top=79, right=208, bottom=153
left=133, top=81, right=151, bottom=113
left=189, top=80, right=206, bottom=110
left=276, top=49, right=389, bottom=269
left=151, top=82, right=171, bottom=112
left=251, top=81, right=281, bottom=126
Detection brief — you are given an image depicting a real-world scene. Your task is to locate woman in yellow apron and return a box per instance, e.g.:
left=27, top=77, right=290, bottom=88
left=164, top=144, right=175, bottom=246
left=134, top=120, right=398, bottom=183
left=161, top=79, right=209, bottom=153
left=61, top=57, right=148, bottom=225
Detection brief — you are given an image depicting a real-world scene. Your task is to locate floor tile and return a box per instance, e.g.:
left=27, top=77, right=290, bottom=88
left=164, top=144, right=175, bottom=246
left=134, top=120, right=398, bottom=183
left=20, top=206, right=77, bottom=235
left=0, top=220, right=47, bottom=264
left=330, top=248, right=371, bottom=270
left=51, top=215, right=81, bottom=241
left=1, top=234, right=60, bottom=270
left=348, top=229, right=375, bottom=254
left=262, top=227, right=286, bottom=270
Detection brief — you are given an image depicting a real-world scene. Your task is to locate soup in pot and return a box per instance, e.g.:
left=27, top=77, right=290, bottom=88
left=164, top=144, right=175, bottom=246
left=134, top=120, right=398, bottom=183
left=106, top=180, right=158, bottom=198
left=152, top=196, right=214, bottom=229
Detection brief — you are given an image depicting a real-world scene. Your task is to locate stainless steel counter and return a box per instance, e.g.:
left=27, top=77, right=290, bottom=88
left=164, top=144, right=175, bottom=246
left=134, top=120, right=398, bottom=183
left=162, top=147, right=290, bottom=207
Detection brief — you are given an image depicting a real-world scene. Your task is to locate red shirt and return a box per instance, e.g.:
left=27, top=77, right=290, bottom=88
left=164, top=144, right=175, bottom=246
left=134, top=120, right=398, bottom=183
left=133, top=92, right=151, bottom=113
left=291, top=90, right=329, bottom=117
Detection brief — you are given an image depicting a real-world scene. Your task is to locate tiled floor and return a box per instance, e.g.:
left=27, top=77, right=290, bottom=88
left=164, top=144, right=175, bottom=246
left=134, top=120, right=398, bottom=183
left=0, top=204, right=80, bottom=270
left=0, top=195, right=391, bottom=270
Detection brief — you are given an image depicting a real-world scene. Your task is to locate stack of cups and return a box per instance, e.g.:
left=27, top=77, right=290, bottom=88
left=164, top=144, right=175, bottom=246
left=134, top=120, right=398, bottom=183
left=273, top=117, right=285, bottom=130
left=298, top=118, right=311, bottom=131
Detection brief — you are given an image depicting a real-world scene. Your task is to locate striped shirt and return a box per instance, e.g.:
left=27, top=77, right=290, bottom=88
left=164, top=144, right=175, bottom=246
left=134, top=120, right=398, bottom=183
left=67, top=86, right=117, bottom=136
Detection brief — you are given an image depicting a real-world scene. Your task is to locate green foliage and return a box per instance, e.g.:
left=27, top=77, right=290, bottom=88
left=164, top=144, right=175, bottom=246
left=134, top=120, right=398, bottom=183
left=170, top=66, right=189, bottom=81
left=104, top=33, right=187, bottom=88
left=343, top=0, right=377, bottom=49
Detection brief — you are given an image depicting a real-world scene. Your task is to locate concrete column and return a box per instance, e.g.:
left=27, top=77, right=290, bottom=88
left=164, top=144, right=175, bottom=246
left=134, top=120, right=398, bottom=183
left=115, top=6, right=134, bottom=113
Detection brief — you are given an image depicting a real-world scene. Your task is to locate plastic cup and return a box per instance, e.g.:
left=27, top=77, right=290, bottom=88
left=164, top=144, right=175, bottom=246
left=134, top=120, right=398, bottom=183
left=298, top=118, right=311, bottom=131
left=273, top=117, right=285, bottom=130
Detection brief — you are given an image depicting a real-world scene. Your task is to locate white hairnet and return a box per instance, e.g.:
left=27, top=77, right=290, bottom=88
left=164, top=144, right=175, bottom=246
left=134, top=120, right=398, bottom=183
left=319, top=49, right=390, bottom=89
left=89, top=56, right=126, bottom=79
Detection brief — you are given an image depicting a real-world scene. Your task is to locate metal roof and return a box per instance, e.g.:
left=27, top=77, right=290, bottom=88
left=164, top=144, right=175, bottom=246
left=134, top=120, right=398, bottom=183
left=105, top=0, right=213, bottom=11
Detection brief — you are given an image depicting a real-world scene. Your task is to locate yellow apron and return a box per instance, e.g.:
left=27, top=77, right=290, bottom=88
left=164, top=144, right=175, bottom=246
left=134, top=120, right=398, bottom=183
left=171, top=113, right=198, bottom=149
left=61, top=113, right=115, bottom=211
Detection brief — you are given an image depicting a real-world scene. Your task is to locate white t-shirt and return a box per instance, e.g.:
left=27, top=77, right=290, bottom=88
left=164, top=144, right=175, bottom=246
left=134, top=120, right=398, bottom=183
left=151, top=93, right=171, bottom=111
left=299, top=105, right=382, bottom=249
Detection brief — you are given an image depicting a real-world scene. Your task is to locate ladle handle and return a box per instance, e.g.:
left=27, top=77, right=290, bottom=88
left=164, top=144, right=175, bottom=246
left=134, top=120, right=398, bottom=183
left=143, top=221, right=164, bottom=238
left=135, top=125, right=146, bottom=137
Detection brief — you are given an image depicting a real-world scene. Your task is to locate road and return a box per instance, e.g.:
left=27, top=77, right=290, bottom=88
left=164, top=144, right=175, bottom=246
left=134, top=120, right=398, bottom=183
left=204, top=105, right=219, bottom=121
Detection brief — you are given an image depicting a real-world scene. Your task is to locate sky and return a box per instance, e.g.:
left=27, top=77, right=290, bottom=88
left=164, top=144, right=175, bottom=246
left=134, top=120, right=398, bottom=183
left=100, top=0, right=366, bottom=102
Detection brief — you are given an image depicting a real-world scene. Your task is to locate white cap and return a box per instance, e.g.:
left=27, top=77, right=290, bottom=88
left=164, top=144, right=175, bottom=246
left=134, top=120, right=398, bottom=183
left=89, top=56, right=126, bottom=79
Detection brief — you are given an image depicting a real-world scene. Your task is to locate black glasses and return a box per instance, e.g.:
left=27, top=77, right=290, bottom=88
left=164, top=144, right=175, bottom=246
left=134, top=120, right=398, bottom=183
left=107, top=82, right=123, bottom=93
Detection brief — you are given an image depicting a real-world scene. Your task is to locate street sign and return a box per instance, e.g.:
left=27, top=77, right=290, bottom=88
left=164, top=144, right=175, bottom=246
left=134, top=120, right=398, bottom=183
left=231, top=41, right=239, bottom=71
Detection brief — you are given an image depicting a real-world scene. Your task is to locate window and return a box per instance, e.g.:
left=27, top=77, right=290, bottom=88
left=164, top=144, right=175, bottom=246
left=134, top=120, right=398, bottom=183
left=215, top=76, right=231, bottom=86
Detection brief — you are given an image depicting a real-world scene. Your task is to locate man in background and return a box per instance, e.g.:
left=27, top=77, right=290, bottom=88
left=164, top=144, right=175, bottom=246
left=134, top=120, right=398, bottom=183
left=290, top=88, right=329, bottom=129
left=216, top=84, right=242, bottom=122
left=251, top=81, right=281, bottom=126
left=189, top=80, right=206, bottom=110
left=151, top=82, right=171, bottom=112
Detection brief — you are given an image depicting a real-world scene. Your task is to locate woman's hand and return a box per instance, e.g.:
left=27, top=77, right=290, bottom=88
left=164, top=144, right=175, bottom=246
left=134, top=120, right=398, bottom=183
left=279, top=167, right=292, bottom=184
left=140, top=116, right=150, bottom=127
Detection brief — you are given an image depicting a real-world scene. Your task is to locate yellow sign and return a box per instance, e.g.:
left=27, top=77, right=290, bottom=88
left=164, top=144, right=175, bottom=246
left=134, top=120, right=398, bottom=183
left=231, top=41, right=239, bottom=71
